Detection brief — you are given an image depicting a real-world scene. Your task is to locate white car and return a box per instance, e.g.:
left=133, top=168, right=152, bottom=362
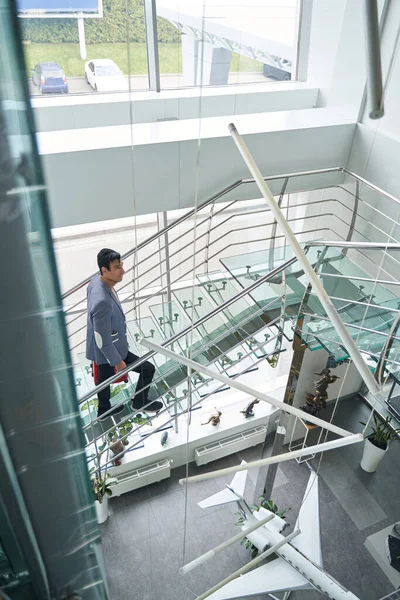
left=84, top=59, right=129, bottom=92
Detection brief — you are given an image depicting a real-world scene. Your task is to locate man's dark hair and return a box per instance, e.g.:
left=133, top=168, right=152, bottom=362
left=97, top=248, right=121, bottom=274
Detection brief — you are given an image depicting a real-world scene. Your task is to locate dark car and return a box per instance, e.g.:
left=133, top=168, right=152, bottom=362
left=263, top=62, right=291, bottom=81
left=32, top=62, right=68, bottom=94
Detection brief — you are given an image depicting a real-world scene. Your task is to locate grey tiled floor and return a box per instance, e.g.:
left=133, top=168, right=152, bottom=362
left=101, top=396, right=399, bottom=600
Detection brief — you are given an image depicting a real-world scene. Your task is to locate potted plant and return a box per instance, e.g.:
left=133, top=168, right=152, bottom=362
left=99, top=426, right=126, bottom=467
left=360, top=413, right=400, bottom=473
left=117, top=418, right=135, bottom=446
left=235, top=498, right=290, bottom=559
left=90, top=468, right=116, bottom=524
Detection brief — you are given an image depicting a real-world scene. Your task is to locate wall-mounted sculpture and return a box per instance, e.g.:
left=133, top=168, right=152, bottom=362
left=301, top=369, right=339, bottom=420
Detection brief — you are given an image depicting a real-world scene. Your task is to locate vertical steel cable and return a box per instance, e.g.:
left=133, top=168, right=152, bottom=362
left=182, top=0, right=207, bottom=568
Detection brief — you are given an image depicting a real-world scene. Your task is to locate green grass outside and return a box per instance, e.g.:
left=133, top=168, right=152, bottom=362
left=23, top=42, right=263, bottom=78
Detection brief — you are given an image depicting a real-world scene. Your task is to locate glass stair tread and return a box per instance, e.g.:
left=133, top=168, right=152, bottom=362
left=173, top=285, right=234, bottom=340
left=219, top=247, right=313, bottom=310
left=305, top=298, right=398, bottom=334
left=165, top=378, right=201, bottom=416
left=149, top=300, right=198, bottom=342
left=221, top=246, right=292, bottom=275
left=77, top=353, right=95, bottom=390
left=301, top=314, right=391, bottom=358
left=171, top=282, right=264, bottom=370
left=196, top=270, right=268, bottom=331
left=127, top=317, right=169, bottom=366
left=320, top=249, right=400, bottom=306
left=215, top=347, right=258, bottom=378
left=73, top=363, right=92, bottom=395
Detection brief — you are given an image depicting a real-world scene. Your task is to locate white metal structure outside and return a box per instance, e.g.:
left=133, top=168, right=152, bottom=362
left=156, top=0, right=297, bottom=66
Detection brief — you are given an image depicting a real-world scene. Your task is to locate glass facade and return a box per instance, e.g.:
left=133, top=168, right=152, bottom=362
left=0, top=0, right=109, bottom=596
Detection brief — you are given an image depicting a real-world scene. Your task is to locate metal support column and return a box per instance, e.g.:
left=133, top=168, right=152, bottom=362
left=255, top=250, right=328, bottom=501
left=269, top=177, right=289, bottom=271
left=144, top=0, right=161, bottom=91
left=363, top=0, right=384, bottom=119
left=343, top=180, right=360, bottom=255
left=293, top=0, right=313, bottom=81
left=78, top=14, right=87, bottom=60
left=157, top=211, right=178, bottom=432
left=228, top=122, right=381, bottom=397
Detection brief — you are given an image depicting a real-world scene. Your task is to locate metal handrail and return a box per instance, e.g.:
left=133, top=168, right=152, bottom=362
left=64, top=190, right=382, bottom=321
left=62, top=165, right=400, bottom=302
left=77, top=254, right=299, bottom=406
left=319, top=272, right=400, bottom=287
left=77, top=236, right=400, bottom=406
left=307, top=241, right=400, bottom=250
left=90, top=321, right=284, bottom=449
left=81, top=300, right=284, bottom=432
left=94, top=335, right=286, bottom=465
left=296, top=327, right=400, bottom=368
left=62, top=179, right=243, bottom=300
left=301, top=313, right=400, bottom=341
left=68, top=224, right=339, bottom=351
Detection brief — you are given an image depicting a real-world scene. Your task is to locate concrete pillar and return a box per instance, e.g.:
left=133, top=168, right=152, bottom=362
left=181, top=34, right=199, bottom=86
left=197, top=42, right=232, bottom=86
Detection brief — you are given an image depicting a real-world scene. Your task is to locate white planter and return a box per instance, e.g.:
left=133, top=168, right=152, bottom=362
left=360, top=438, right=387, bottom=473
left=95, top=494, right=109, bottom=524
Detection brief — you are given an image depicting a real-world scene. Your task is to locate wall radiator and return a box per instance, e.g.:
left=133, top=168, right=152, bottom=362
left=195, top=425, right=267, bottom=466
left=112, top=459, right=171, bottom=496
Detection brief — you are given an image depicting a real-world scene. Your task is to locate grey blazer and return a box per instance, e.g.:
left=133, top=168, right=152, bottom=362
left=85, top=276, right=129, bottom=366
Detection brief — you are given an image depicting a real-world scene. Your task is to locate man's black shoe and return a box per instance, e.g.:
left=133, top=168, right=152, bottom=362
left=97, top=404, right=125, bottom=421
left=131, top=400, right=163, bottom=413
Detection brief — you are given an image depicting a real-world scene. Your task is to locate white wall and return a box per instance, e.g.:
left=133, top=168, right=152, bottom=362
left=31, top=84, right=318, bottom=132
left=346, top=0, right=400, bottom=280
left=41, top=116, right=353, bottom=228
left=308, top=0, right=386, bottom=117
left=348, top=0, right=400, bottom=186
left=307, top=0, right=347, bottom=104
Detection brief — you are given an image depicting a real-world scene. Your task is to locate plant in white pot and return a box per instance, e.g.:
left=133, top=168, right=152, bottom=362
left=90, top=467, right=116, bottom=524
left=360, top=413, right=400, bottom=473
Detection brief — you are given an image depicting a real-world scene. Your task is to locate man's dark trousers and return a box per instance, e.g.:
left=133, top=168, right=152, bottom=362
left=97, top=351, right=155, bottom=411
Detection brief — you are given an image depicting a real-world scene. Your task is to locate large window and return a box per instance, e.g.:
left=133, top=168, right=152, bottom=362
left=21, top=0, right=149, bottom=96
left=20, top=0, right=301, bottom=97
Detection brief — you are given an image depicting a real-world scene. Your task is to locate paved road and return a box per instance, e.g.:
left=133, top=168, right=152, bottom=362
left=28, top=72, right=267, bottom=96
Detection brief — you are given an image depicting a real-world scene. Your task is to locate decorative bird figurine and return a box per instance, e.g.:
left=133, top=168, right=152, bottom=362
left=240, top=399, right=260, bottom=418
left=202, top=409, right=222, bottom=426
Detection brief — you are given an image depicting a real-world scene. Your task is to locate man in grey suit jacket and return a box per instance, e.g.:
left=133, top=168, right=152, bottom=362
left=86, top=248, right=162, bottom=420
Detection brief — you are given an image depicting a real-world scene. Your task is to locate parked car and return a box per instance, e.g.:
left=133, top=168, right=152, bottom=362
left=263, top=61, right=291, bottom=81
left=31, top=62, right=68, bottom=94
left=84, top=59, right=129, bottom=92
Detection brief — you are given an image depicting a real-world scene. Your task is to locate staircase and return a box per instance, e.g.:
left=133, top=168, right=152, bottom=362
left=63, top=168, right=400, bottom=491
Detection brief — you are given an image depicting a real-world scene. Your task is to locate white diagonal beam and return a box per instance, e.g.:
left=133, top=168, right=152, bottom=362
left=228, top=122, right=381, bottom=397
left=140, top=338, right=356, bottom=438
left=179, top=513, right=274, bottom=575
left=176, top=435, right=362, bottom=486
left=194, top=529, right=301, bottom=600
